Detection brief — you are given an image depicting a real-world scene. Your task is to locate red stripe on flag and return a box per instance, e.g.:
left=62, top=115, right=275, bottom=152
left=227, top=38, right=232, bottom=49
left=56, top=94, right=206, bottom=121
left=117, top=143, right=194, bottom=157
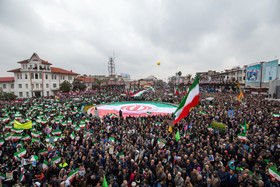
left=173, top=95, right=199, bottom=124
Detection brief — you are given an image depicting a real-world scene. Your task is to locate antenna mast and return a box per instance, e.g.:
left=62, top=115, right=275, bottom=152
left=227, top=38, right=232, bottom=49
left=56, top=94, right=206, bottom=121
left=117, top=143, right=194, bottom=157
left=108, top=57, right=115, bottom=77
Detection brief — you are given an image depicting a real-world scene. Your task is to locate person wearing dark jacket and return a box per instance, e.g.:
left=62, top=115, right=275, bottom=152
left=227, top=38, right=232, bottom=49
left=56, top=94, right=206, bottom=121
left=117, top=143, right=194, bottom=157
left=228, top=169, right=237, bottom=187
left=218, top=167, right=229, bottom=187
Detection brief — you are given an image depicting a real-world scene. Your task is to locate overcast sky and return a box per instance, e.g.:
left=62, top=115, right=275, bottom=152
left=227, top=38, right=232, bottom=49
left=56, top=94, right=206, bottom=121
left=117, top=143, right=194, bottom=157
left=0, top=0, right=280, bottom=80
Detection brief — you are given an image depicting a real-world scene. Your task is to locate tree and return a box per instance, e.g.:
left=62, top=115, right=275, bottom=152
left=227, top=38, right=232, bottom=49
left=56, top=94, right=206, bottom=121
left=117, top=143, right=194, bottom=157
left=4, top=92, right=17, bottom=100
left=187, top=74, right=192, bottom=81
left=177, top=71, right=182, bottom=77
left=0, top=88, right=17, bottom=100
left=60, top=80, right=72, bottom=92
left=72, top=78, right=86, bottom=91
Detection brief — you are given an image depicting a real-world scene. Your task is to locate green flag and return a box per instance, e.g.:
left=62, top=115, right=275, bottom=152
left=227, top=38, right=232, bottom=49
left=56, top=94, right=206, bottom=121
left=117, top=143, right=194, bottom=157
left=244, top=120, right=248, bottom=133
left=103, top=174, right=108, bottom=187
left=175, top=130, right=180, bottom=142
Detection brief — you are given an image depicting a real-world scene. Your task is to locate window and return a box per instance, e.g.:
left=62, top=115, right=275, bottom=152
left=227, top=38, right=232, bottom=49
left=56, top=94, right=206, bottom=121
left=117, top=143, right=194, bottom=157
left=36, top=84, right=39, bottom=88
left=53, top=83, right=57, bottom=88
left=45, top=74, right=48, bottom=79
left=11, top=84, right=14, bottom=89
left=26, top=92, right=29, bottom=97
left=20, top=74, right=22, bottom=79
left=19, top=92, right=23, bottom=97
left=40, top=84, right=42, bottom=88
left=34, top=64, right=37, bottom=70
left=29, top=65, right=32, bottom=69
left=3, top=84, right=6, bottom=89
left=31, top=73, right=34, bottom=79
left=243, top=77, right=245, bottom=80
left=35, top=73, right=38, bottom=79
left=25, top=74, right=28, bottom=79
left=17, top=74, right=20, bottom=79
left=69, top=76, right=72, bottom=80
left=47, top=91, right=49, bottom=96
left=25, top=84, right=28, bottom=89
left=46, top=84, right=49, bottom=88
left=61, top=75, right=64, bottom=80
left=18, top=84, right=22, bottom=89
left=39, top=73, right=42, bottom=79
left=32, top=84, right=34, bottom=89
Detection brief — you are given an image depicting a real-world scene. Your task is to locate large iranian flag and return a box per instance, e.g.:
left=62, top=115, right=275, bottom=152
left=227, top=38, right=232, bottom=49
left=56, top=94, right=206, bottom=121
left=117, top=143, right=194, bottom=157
left=174, top=76, right=199, bottom=124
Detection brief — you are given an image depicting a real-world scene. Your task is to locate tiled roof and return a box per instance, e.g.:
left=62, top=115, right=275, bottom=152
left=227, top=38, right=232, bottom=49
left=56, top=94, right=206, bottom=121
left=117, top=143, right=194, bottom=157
left=7, top=68, right=21, bottom=73
left=77, top=76, right=95, bottom=82
left=17, top=59, right=29, bottom=64
left=0, top=77, right=15, bottom=82
left=51, top=67, right=79, bottom=75
left=40, top=59, right=52, bottom=65
left=17, top=59, right=52, bottom=65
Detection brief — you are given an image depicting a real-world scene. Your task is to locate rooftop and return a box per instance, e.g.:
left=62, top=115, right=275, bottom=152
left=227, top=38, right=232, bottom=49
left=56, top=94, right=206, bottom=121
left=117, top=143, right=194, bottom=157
left=0, top=77, right=15, bottom=82
left=50, top=67, right=79, bottom=75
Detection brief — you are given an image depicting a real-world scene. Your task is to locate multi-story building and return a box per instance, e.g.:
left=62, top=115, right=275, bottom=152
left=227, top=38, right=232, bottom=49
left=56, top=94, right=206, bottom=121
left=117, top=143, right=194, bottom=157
left=0, top=77, right=15, bottom=94
left=77, top=76, right=96, bottom=90
left=0, top=53, right=79, bottom=98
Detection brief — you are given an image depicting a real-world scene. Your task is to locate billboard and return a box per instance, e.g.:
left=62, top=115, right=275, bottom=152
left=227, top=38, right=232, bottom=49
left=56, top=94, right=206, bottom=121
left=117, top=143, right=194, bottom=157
left=264, top=60, right=278, bottom=82
left=246, top=64, right=261, bottom=83
left=120, top=73, right=130, bottom=78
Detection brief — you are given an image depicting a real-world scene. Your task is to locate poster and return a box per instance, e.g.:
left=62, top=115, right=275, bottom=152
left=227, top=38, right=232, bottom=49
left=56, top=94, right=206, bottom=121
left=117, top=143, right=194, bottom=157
left=109, top=146, right=114, bottom=154
left=264, top=60, right=278, bottom=82
left=228, top=110, right=234, bottom=119
left=246, top=64, right=261, bottom=83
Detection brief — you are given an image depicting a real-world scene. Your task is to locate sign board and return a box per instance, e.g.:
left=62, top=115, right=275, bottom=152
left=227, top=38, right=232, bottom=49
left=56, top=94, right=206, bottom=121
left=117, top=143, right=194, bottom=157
left=246, top=64, right=261, bottom=83
left=264, top=60, right=278, bottom=82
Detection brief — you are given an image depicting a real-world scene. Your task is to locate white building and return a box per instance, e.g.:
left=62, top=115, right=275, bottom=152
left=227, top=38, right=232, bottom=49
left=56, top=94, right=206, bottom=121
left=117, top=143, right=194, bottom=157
left=0, top=53, right=79, bottom=98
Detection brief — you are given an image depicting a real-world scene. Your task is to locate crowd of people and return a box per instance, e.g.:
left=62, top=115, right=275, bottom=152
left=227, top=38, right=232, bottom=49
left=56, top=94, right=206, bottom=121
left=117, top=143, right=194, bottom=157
left=0, top=88, right=280, bottom=187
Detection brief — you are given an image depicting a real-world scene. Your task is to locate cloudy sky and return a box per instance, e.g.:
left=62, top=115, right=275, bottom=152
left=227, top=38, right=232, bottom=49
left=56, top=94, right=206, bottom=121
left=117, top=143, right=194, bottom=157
left=0, top=0, right=280, bottom=80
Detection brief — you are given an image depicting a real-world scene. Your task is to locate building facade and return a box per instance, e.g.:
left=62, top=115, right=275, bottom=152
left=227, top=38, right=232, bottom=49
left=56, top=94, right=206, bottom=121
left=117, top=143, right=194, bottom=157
left=0, top=53, right=79, bottom=98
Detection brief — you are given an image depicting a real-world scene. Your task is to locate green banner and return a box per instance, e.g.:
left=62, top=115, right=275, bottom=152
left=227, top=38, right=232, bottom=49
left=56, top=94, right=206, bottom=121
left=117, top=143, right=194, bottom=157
left=211, top=121, right=226, bottom=132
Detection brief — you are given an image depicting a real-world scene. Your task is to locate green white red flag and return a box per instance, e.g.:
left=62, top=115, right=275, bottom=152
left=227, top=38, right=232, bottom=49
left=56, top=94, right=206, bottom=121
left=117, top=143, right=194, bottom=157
left=174, top=75, right=199, bottom=124
left=43, top=161, right=48, bottom=171
left=22, top=134, right=31, bottom=141
left=19, top=173, right=25, bottom=182
left=237, top=134, right=247, bottom=141
left=52, top=156, right=61, bottom=164
left=12, top=134, right=22, bottom=141
left=39, top=149, right=48, bottom=156
left=0, top=139, right=4, bottom=146
left=52, top=130, right=62, bottom=136
left=269, top=167, right=280, bottom=182
left=31, top=131, right=41, bottom=138
left=67, top=168, right=80, bottom=182
left=70, top=132, right=75, bottom=140
left=14, top=149, right=26, bottom=158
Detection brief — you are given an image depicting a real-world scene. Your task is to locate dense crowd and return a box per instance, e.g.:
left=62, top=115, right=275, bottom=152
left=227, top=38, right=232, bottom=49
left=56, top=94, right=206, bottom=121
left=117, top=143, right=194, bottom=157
left=0, top=88, right=280, bottom=187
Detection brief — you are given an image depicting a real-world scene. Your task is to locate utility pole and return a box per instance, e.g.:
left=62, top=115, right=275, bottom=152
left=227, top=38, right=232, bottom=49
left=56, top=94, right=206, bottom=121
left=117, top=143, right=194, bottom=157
left=260, top=62, right=264, bottom=94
